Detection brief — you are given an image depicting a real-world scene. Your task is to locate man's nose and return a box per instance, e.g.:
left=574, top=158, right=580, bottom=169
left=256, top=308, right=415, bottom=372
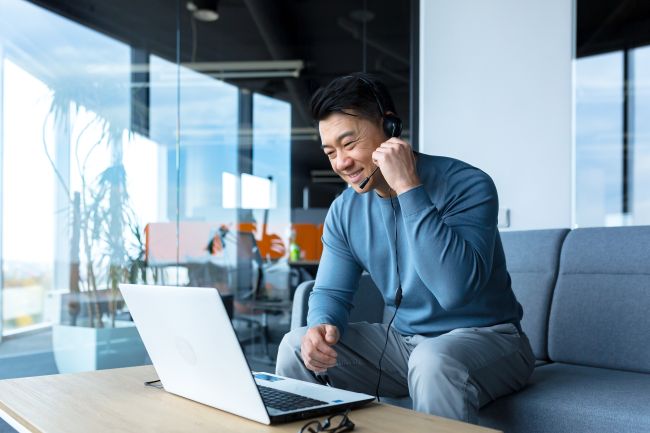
left=335, top=153, right=353, bottom=172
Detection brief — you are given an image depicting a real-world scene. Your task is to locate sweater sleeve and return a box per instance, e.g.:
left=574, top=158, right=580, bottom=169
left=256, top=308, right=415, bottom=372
left=307, top=201, right=362, bottom=336
left=397, top=170, right=499, bottom=310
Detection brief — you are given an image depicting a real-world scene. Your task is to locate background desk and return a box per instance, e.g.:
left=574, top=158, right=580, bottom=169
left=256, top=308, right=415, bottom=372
left=0, top=366, right=499, bottom=433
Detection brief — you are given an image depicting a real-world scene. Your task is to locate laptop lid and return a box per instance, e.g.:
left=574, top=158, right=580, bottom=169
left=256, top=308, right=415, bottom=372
left=119, top=284, right=374, bottom=425
left=120, top=284, right=271, bottom=424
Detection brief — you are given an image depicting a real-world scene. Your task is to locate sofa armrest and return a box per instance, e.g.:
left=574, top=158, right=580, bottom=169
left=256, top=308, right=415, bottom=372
left=290, top=274, right=386, bottom=331
left=291, top=280, right=314, bottom=330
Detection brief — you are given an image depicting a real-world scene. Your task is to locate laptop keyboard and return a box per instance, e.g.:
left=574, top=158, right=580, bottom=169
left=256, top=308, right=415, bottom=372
left=258, top=385, right=328, bottom=411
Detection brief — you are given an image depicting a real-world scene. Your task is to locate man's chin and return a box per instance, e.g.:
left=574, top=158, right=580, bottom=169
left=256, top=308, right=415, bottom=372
left=350, top=182, right=372, bottom=194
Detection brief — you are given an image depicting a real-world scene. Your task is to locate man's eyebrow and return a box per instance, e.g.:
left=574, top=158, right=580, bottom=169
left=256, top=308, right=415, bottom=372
left=337, top=130, right=355, bottom=142
left=321, top=130, right=355, bottom=149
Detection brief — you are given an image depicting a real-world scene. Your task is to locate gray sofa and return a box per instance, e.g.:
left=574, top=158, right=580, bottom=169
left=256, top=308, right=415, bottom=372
left=291, top=226, right=650, bottom=433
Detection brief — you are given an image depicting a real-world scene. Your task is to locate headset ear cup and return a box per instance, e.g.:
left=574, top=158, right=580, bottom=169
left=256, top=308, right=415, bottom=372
left=383, top=115, right=403, bottom=138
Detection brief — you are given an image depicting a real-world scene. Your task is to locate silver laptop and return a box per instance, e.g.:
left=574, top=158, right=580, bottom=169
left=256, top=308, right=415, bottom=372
left=119, top=284, right=374, bottom=424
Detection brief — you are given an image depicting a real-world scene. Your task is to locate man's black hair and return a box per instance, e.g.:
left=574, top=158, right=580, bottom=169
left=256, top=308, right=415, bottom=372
left=309, top=72, right=397, bottom=123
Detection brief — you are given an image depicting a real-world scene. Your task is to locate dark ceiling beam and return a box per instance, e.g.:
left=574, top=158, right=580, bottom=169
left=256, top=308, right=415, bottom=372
left=336, top=17, right=410, bottom=67
left=242, top=0, right=312, bottom=126
left=578, top=0, right=632, bottom=55
left=578, top=15, right=650, bottom=57
left=576, top=0, right=650, bottom=57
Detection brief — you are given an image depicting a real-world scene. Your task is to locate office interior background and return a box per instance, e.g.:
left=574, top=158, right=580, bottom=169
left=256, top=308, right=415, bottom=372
left=0, top=0, right=648, bottom=391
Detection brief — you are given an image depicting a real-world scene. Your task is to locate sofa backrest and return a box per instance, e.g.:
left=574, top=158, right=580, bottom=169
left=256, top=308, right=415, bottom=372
left=290, top=273, right=385, bottom=330
left=293, top=228, right=570, bottom=348
left=548, top=226, right=650, bottom=373
left=500, top=229, right=569, bottom=360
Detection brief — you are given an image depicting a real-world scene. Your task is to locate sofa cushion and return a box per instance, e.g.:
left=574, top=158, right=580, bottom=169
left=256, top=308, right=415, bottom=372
left=548, top=226, right=650, bottom=373
left=500, top=229, right=568, bottom=360
left=479, top=363, right=650, bottom=433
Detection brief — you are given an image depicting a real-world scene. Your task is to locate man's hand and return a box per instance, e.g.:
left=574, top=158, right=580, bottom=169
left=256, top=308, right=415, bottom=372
left=372, top=138, right=421, bottom=195
left=300, top=324, right=340, bottom=373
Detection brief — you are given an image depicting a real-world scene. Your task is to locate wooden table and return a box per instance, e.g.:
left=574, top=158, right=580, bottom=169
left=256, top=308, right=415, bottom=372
left=0, top=366, right=500, bottom=433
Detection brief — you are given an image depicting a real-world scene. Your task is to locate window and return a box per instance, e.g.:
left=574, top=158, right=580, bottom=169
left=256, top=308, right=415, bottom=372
left=575, top=52, right=623, bottom=227
left=1, top=59, right=56, bottom=333
left=0, top=0, right=415, bottom=378
left=575, top=46, right=650, bottom=227
left=575, top=1, right=650, bottom=227
left=630, top=46, right=650, bottom=224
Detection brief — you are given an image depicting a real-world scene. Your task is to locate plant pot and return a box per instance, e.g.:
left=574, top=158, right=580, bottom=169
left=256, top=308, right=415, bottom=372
left=52, top=321, right=149, bottom=373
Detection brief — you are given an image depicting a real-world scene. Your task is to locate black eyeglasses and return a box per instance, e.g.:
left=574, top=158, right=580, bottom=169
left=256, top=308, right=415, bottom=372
left=298, top=409, right=355, bottom=433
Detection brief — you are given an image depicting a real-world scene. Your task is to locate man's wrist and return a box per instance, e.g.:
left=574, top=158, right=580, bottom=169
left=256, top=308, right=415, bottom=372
left=397, top=184, right=432, bottom=216
left=395, top=179, right=422, bottom=196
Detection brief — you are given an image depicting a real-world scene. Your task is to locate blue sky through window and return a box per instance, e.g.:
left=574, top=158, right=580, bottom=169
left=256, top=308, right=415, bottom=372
left=575, top=51, right=623, bottom=227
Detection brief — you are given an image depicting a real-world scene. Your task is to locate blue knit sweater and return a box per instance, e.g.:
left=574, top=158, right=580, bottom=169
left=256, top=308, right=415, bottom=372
left=308, top=153, right=522, bottom=337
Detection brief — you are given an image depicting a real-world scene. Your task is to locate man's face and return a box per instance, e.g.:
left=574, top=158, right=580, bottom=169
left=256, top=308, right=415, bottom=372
left=319, top=112, right=385, bottom=193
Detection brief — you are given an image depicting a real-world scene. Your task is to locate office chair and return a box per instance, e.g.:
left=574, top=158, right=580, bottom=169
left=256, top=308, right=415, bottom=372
left=231, top=231, right=292, bottom=364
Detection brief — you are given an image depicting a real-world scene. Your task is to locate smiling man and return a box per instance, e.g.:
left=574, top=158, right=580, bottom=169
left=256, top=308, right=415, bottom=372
left=276, top=73, right=535, bottom=424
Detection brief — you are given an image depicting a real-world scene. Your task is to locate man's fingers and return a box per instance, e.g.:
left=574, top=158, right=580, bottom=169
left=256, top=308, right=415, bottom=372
left=304, top=359, right=329, bottom=373
left=300, top=325, right=340, bottom=373
left=303, top=355, right=335, bottom=371
left=306, top=338, right=337, bottom=363
left=308, top=332, right=337, bottom=358
left=378, top=139, right=411, bottom=153
left=372, top=149, right=386, bottom=164
left=301, top=345, right=336, bottom=371
left=307, top=348, right=337, bottom=366
left=373, top=139, right=415, bottom=165
left=324, top=325, right=340, bottom=344
left=383, top=137, right=409, bottom=147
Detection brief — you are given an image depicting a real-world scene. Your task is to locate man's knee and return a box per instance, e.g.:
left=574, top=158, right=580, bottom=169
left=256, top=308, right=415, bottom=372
left=407, top=340, right=477, bottom=422
left=275, top=327, right=307, bottom=376
left=408, top=343, right=467, bottom=391
left=279, top=326, right=306, bottom=353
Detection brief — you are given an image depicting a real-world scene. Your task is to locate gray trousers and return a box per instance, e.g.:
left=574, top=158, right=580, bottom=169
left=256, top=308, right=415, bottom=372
left=276, top=322, right=535, bottom=424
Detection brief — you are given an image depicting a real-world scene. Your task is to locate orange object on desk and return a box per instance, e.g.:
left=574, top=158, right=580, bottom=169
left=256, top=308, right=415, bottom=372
left=145, top=221, right=323, bottom=264
left=291, top=223, right=323, bottom=262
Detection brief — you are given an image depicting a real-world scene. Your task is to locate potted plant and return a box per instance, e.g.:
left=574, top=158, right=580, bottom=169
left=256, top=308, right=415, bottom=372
left=45, top=76, right=151, bottom=373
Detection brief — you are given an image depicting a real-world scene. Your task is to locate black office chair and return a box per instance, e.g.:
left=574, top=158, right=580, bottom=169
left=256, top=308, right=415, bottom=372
left=231, top=231, right=292, bottom=364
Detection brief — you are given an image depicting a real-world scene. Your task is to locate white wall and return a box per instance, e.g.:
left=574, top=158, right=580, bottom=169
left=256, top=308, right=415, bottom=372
left=419, top=0, right=574, bottom=230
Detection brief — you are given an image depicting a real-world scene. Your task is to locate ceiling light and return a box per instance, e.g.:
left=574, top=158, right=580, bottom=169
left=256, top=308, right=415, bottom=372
left=184, top=60, right=305, bottom=79
left=186, top=0, right=220, bottom=22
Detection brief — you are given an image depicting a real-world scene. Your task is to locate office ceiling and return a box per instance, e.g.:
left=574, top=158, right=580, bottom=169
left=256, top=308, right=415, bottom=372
left=23, top=0, right=650, bottom=116
left=28, top=0, right=414, bottom=126
left=27, top=0, right=415, bottom=207
left=23, top=0, right=650, bottom=207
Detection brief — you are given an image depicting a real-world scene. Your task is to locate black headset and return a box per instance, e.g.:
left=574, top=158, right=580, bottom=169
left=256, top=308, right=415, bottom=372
left=355, top=76, right=403, bottom=139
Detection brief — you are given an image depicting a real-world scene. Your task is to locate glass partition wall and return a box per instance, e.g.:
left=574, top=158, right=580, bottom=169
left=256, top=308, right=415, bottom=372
left=0, top=0, right=415, bottom=377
